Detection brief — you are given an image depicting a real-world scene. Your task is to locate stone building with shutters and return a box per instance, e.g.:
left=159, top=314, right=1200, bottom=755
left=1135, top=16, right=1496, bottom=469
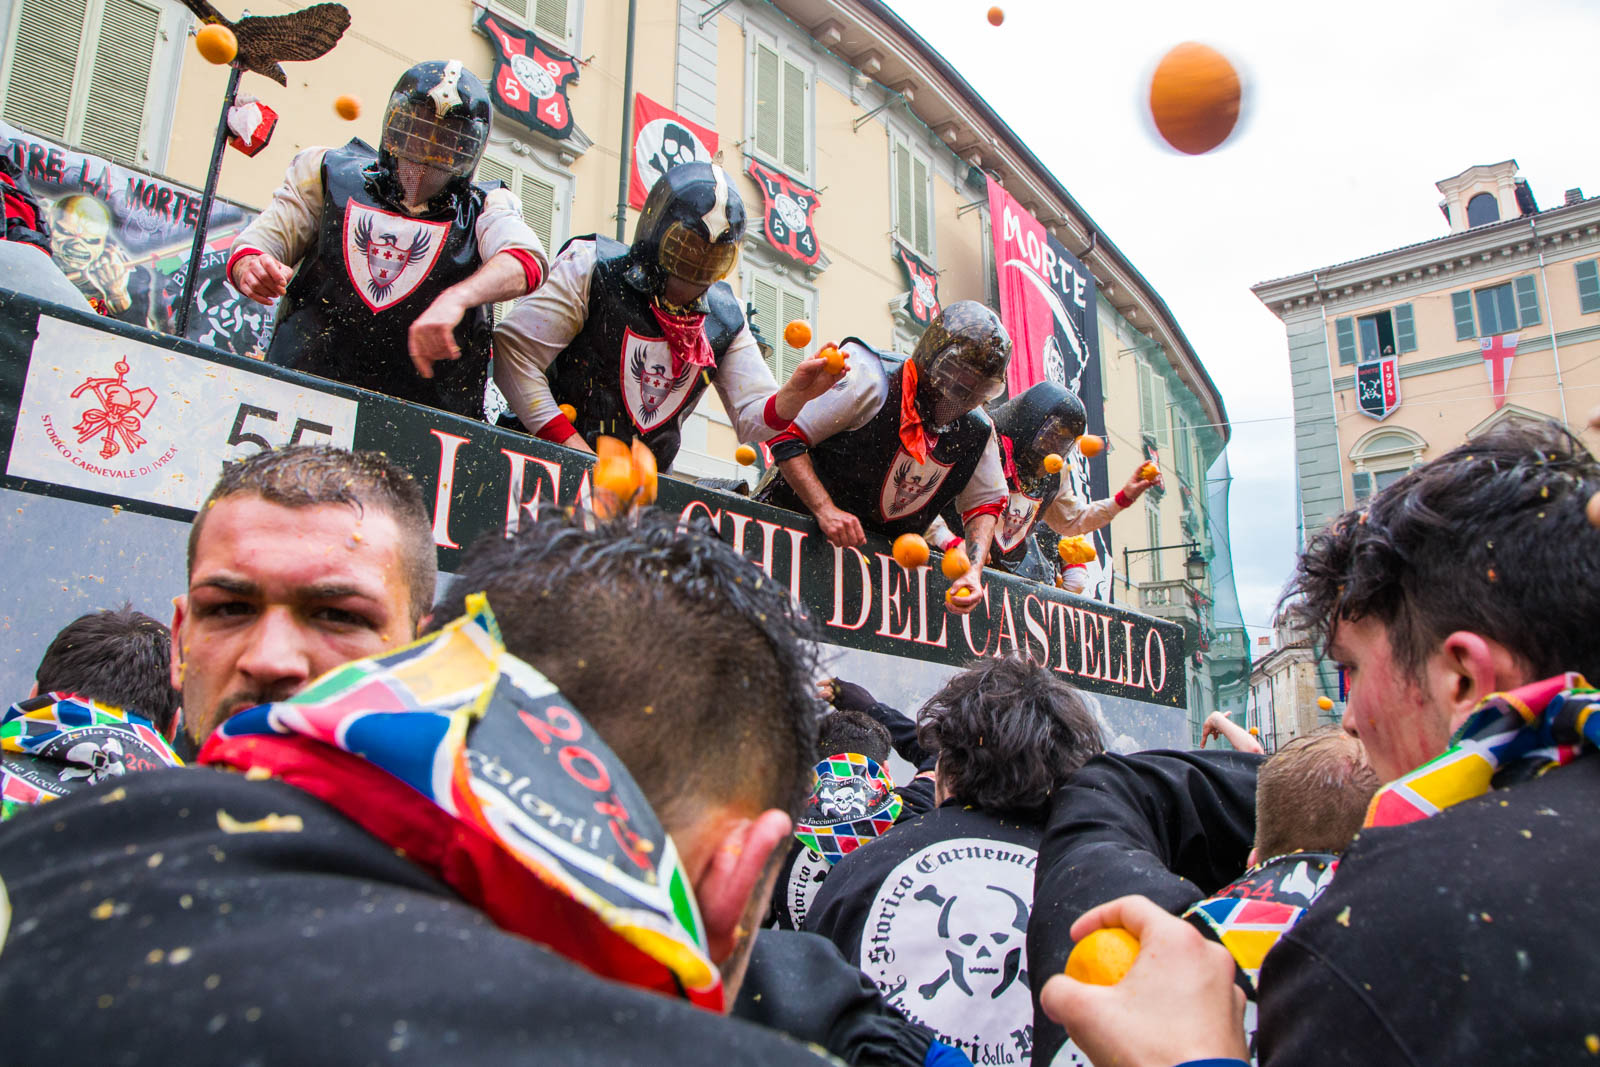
left=0, top=0, right=1244, bottom=741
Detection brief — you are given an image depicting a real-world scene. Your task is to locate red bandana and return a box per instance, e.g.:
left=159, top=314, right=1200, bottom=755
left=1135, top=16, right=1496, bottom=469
left=899, top=361, right=931, bottom=464
left=650, top=303, right=716, bottom=373
left=997, top=433, right=1019, bottom=488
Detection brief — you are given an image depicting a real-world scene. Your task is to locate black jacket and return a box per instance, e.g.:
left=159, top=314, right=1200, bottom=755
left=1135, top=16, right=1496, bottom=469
left=1028, top=749, right=1262, bottom=1064
left=1257, top=754, right=1600, bottom=1065
left=0, top=768, right=831, bottom=1065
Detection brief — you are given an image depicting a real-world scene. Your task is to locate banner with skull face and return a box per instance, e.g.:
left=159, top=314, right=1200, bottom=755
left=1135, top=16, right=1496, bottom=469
left=893, top=242, right=941, bottom=327
left=0, top=120, right=270, bottom=355
left=986, top=177, right=1112, bottom=598
left=475, top=11, right=580, bottom=140
left=628, top=95, right=719, bottom=211
left=745, top=159, right=822, bottom=267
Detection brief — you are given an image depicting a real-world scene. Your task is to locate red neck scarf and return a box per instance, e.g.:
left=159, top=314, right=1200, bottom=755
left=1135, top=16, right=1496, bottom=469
left=899, top=361, right=932, bottom=464
left=997, top=433, right=1019, bottom=488
left=650, top=302, right=716, bottom=373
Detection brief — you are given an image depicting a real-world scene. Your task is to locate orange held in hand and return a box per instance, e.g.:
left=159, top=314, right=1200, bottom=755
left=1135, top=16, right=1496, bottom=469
left=334, top=94, right=362, bottom=121
left=1149, top=42, right=1242, bottom=155
left=821, top=344, right=846, bottom=374
left=1139, top=462, right=1159, bottom=481
left=734, top=444, right=758, bottom=466
left=893, top=533, right=930, bottom=570
left=987, top=6, right=1004, bottom=26
left=558, top=403, right=577, bottom=422
left=1043, top=453, right=1064, bottom=474
left=195, top=24, right=238, bottom=65
left=784, top=320, right=812, bottom=349
left=945, top=586, right=976, bottom=605
left=1077, top=434, right=1104, bottom=458
left=1317, top=696, right=1334, bottom=711
left=1064, top=927, right=1140, bottom=986
left=941, top=544, right=971, bottom=580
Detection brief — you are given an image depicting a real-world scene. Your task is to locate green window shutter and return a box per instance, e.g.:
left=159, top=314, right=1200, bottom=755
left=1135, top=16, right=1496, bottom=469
left=493, top=0, right=529, bottom=21
left=1450, top=291, right=1476, bottom=341
left=1351, top=471, right=1373, bottom=502
left=1136, top=356, right=1156, bottom=434
left=1334, top=316, right=1357, bottom=365
left=778, top=287, right=807, bottom=380
left=893, top=140, right=911, bottom=243
left=1512, top=275, right=1541, bottom=328
left=78, top=0, right=161, bottom=166
left=518, top=173, right=556, bottom=249
left=1393, top=303, right=1416, bottom=353
left=1577, top=260, right=1600, bottom=314
left=533, top=0, right=567, bottom=41
left=753, top=43, right=780, bottom=162
left=751, top=275, right=780, bottom=377
left=476, top=156, right=513, bottom=187
left=912, top=154, right=930, bottom=256
left=780, top=58, right=807, bottom=174
left=4, top=0, right=88, bottom=140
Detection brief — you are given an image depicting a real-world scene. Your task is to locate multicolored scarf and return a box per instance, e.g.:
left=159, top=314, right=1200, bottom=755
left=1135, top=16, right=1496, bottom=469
left=1, top=692, right=183, bottom=821
left=199, top=595, right=723, bottom=1011
left=898, top=361, right=932, bottom=464
left=649, top=301, right=717, bottom=372
left=1183, top=850, right=1340, bottom=997
left=1365, top=673, right=1598, bottom=828
left=793, top=752, right=903, bottom=865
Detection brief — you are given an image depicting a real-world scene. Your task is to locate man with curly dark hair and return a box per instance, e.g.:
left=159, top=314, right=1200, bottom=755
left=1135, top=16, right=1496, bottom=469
left=1039, top=420, right=1600, bottom=1067
left=804, top=655, right=1103, bottom=1064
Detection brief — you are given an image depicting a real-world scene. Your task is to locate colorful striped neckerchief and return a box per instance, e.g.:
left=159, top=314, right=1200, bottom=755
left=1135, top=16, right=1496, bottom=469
left=1365, top=672, right=1599, bottom=829
left=200, top=595, right=724, bottom=1012
left=1184, top=850, right=1341, bottom=998
left=794, top=752, right=903, bottom=865
left=1, top=692, right=182, bottom=820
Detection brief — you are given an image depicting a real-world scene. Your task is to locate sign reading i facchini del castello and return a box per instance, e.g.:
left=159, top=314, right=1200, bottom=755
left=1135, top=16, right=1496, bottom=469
left=0, top=293, right=1184, bottom=709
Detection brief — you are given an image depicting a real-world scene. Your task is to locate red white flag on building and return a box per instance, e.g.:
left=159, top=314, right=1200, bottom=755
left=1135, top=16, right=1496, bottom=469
left=1481, top=332, right=1520, bottom=409
left=628, top=95, right=719, bottom=210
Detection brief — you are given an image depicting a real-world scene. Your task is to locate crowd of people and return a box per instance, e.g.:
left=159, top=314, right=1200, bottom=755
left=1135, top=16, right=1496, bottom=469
left=2, top=55, right=1597, bottom=1067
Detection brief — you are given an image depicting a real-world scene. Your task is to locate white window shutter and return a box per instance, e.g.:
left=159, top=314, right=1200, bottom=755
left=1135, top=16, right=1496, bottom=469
left=751, top=275, right=780, bottom=376
left=518, top=173, right=556, bottom=249
left=754, top=43, right=780, bottom=161
left=477, top=155, right=514, bottom=188
left=780, top=59, right=807, bottom=174
left=532, top=0, right=567, bottom=41
left=893, top=140, right=911, bottom=240
left=778, top=287, right=807, bottom=380
left=3, top=0, right=89, bottom=141
left=79, top=0, right=160, bottom=165
left=912, top=154, right=930, bottom=256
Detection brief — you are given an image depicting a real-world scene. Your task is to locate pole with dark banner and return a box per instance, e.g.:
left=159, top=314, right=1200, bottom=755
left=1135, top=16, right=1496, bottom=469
left=173, top=63, right=241, bottom=339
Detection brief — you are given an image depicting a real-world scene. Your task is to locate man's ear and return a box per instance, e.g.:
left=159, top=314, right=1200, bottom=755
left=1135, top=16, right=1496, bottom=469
left=1433, top=631, right=1524, bottom=731
left=691, top=808, right=792, bottom=965
left=169, top=594, right=187, bottom=693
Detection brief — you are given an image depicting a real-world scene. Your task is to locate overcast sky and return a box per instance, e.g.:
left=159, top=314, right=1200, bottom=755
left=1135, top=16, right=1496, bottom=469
left=882, top=0, right=1598, bottom=641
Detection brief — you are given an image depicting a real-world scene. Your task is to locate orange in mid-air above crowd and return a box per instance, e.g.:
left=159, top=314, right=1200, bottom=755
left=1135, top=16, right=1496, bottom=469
left=1043, top=453, right=1064, bottom=474
left=1148, top=42, right=1242, bottom=155
left=334, top=95, right=362, bottom=120
left=783, top=320, right=812, bottom=349
left=1077, top=434, right=1104, bottom=458
left=558, top=403, right=577, bottom=422
left=892, top=533, right=930, bottom=570
left=941, top=544, right=971, bottom=580
left=1317, top=696, right=1335, bottom=711
left=1065, top=927, right=1140, bottom=986
left=194, top=24, right=237, bottom=65
left=734, top=444, right=758, bottom=466
left=986, top=6, right=1004, bottom=26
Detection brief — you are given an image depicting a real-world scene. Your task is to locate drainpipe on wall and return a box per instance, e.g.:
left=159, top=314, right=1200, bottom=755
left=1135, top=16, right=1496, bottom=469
left=1312, top=271, right=1348, bottom=512
left=1529, top=217, right=1570, bottom=427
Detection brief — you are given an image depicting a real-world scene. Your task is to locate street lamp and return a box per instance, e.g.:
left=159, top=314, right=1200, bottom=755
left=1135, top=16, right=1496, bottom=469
left=1121, top=540, right=1206, bottom=588
left=1185, top=548, right=1208, bottom=583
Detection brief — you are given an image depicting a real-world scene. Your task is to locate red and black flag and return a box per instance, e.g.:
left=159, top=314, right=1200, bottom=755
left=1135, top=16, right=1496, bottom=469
left=475, top=10, right=579, bottom=139
left=745, top=159, right=821, bottom=266
left=1355, top=355, right=1401, bottom=420
left=893, top=243, right=940, bottom=326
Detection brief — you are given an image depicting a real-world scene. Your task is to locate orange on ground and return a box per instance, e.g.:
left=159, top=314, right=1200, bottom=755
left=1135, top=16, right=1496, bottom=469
left=1588, top=490, right=1600, bottom=528
left=1065, top=927, right=1140, bottom=986
left=1139, top=462, right=1159, bottom=481
left=784, top=320, right=812, bottom=349
left=1043, top=453, right=1064, bottom=474
left=893, top=533, right=930, bottom=570
left=734, top=444, right=758, bottom=466
left=1077, top=434, right=1104, bottom=458
left=1317, top=696, right=1334, bottom=711
left=334, top=94, right=362, bottom=121
left=631, top=438, right=658, bottom=506
left=941, top=544, right=971, bottom=580
left=195, top=24, right=238, bottom=65
left=986, top=6, right=1004, bottom=26
left=821, top=344, right=846, bottom=374
left=558, top=403, right=577, bottom=422
left=1149, top=42, right=1241, bottom=155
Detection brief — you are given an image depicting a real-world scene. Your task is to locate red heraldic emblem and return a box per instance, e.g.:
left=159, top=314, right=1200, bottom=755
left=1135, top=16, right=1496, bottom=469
left=894, top=243, right=941, bottom=327
left=70, top=359, right=157, bottom=459
left=476, top=11, right=580, bottom=139
left=620, top=329, right=698, bottom=433
left=343, top=203, right=448, bottom=313
left=746, top=159, right=822, bottom=266
left=879, top=448, right=953, bottom=521
left=995, top=490, right=1043, bottom=553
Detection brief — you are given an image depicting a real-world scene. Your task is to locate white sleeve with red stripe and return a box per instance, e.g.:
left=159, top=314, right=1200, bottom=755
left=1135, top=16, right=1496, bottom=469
left=709, top=326, right=790, bottom=443
left=1040, top=491, right=1122, bottom=537
left=475, top=186, right=548, bottom=282
left=955, top=429, right=1008, bottom=523
left=226, top=146, right=327, bottom=288
left=925, top=515, right=962, bottom=552
left=779, top=340, right=885, bottom=448
left=492, top=239, right=596, bottom=439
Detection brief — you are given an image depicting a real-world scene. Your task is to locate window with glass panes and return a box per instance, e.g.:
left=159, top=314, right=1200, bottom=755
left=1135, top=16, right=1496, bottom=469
left=1450, top=276, right=1541, bottom=340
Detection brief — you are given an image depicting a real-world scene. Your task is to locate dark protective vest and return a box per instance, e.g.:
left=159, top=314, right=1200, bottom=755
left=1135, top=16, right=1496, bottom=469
left=758, top=352, right=994, bottom=540
left=970, top=438, right=1064, bottom=572
left=267, top=140, right=495, bottom=419
left=543, top=235, right=747, bottom=470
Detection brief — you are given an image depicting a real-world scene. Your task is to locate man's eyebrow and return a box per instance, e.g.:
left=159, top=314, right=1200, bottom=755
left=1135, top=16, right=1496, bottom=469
left=192, top=577, right=380, bottom=602
left=193, top=575, right=257, bottom=596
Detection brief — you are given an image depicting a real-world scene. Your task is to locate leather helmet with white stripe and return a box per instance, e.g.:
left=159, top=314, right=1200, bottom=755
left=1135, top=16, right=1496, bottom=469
left=379, top=59, right=491, bottom=209
left=629, top=162, right=747, bottom=296
left=911, top=300, right=1013, bottom=432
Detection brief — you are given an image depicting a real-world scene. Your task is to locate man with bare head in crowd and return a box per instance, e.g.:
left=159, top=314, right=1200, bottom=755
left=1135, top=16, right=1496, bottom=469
left=169, top=444, right=435, bottom=754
